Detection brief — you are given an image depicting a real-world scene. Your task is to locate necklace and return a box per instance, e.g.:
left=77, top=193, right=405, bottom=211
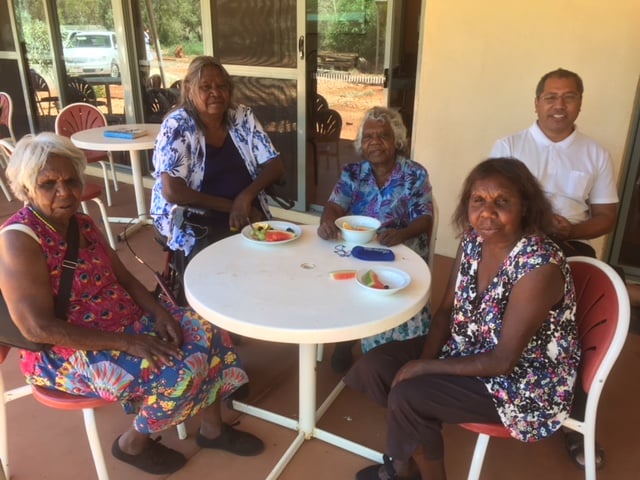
left=28, top=206, right=58, bottom=232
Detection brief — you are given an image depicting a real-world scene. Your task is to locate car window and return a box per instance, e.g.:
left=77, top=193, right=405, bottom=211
left=68, top=34, right=112, bottom=48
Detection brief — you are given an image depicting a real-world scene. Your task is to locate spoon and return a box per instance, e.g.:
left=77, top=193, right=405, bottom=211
left=246, top=217, right=257, bottom=235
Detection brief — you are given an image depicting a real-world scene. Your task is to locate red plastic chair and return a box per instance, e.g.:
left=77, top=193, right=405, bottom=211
left=0, top=92, right=15, bottom=201
left=55, top=103, right=119, bottom=206
left=459, top=256, right=630, bottom=480
left=0, top=139, right=14, bottom=202
left=0, top=92, right=15, bottom=143
left=0, top=346, right=186, bottom=479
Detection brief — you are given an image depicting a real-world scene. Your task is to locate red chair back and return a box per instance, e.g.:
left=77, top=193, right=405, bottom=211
left=55, top=102, right=107, bottom=138
left=570, top=260, right=623, bottom=392
left=0, top=92, right=14, bottom=141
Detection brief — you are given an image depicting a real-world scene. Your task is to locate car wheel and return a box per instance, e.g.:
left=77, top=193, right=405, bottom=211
left=111, top=63, right=120, bottom=78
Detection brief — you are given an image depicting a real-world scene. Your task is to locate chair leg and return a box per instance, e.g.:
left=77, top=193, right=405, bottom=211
left=176, top=422, right=187, bottom=440
left=582, top=427, right=597, bottom=480
left=0, top=177, right=11, bottom=202
left=81, top=408, right=110, bottom=480
left=107, top=152, right=118, bottom=192
left=0, top=375, right=9, bottom=480
left=0, top=375, right=31, bottom=480
left=467, top=433, right=490, bottom=480
left=316, top=344, right=324, bottom=362
left=98, top=161, right=112, bottom=207
left=82, top=199, right=116, bottom=249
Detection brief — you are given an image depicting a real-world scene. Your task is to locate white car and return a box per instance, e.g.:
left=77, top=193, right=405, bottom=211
left=64, top=31, right=120, bottom=77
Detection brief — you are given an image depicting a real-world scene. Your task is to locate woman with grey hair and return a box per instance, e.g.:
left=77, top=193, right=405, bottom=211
left=151, top=56, right=285, bottom=269
left=317, top=106, right=434, bottom=372
left=0, top=133, right=264, bottom=475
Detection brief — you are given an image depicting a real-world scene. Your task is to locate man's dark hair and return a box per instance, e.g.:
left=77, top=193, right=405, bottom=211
left=535, top=68, right=584, bottom=97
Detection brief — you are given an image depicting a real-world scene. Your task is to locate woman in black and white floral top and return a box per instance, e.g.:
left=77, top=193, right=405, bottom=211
left=347, top=157, right=579, bottom=480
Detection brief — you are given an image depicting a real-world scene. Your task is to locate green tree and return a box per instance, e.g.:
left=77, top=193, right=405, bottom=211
left=318, top=0, right=381, bottom=67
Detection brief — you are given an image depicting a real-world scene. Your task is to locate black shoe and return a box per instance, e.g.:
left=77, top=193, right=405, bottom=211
left=564, top=430, right=605, bottom=471
left=112, top=435, right=186, bottom=474
left=331, top=341, right=355, bottom=373
left=197, top=423, right=265, bottom=456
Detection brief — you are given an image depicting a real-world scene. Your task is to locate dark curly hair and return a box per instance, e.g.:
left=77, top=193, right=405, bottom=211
left=452, top=157, right=555, bottom=238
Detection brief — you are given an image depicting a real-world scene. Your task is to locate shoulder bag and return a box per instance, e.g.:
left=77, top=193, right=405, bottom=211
left=0, top=217, right=79, bottom=351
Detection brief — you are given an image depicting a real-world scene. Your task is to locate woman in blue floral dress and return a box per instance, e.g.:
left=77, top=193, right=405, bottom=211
left=346, top=158, right=579, bottom=480
left=317, top=106, right=433, bottom=371
left=0, top=133, right=264, bottom=476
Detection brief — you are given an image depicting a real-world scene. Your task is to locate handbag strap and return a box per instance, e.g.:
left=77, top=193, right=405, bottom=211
left=55, top=216, right=79, bottom=319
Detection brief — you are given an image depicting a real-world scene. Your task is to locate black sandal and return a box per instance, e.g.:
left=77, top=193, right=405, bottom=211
left=355, top=455, right=421, bottom=480
left=196, top=423, right=265, bottom=456
left=111, top=435, right=186, bottom=474
left=564, top=431, right=605, bottom=470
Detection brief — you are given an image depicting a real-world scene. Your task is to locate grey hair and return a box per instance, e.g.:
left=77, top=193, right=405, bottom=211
left=353, top=106, right=409, bottom=157
left=5, top=132, right=86, bottom=202
left=176, top=55, right=235, bottom=131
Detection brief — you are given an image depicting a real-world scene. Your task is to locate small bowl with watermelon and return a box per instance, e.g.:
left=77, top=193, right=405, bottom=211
left=356, top=267, right=411, bottom=296
left=335, top=215, right=381, bottom=244
left=242, top=221, right=302, bottom=244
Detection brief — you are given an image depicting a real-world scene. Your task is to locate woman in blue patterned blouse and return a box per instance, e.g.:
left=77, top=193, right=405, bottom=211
left=347, top=158, right=579, bottom=480
left=151, top=56, right=284, bottom=275
left=317, top=106, right=434, bottom=371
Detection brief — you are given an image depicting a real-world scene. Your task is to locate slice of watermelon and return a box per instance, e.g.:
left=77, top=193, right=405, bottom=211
left=362, top=269, right=385, bottom=289
left=329, top=270, right=357, bottom=280
left=265, top=230, right=296, bottom=242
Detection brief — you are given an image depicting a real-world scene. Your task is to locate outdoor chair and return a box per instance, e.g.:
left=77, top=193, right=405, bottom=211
left=315, top=93, right=329, bottom=112
left=0, top=93, right=16, bottom=202
left=313, top=107, right=342, bottom=172
left=459, top=256, right=630, bottom=480
left=145, top=88, right=174, bottom=124
left=0, top=140, right=15, bottom=202
left=0, top=345, right=186, bottom=480
left=0, top=92, right=15, bottom=145
left=29, top=69, right=59, bottom=116
left=55, top=102, right=119, bottom=206
left=64, top=77, right=107, bottom=110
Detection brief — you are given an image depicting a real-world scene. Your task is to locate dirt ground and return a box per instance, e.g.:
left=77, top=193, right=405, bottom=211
left=317, top=77, right=385, bottom=140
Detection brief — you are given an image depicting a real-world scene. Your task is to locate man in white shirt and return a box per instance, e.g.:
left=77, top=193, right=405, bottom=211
left=491, top=68, right=618, bottom=258
left=491, top=68, right=618, bottom=471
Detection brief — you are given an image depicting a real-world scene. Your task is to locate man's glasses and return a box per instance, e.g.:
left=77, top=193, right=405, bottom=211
left=539, top=93, right=581, bottom=105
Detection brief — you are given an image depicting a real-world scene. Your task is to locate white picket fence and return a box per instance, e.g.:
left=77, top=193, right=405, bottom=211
left=316, top=69, right=384, bottom=86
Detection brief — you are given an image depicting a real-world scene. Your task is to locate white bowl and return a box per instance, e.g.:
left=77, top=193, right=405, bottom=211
left=335, top=215, right=381, bottom=244
left=356, top=267, right=411, bottom=296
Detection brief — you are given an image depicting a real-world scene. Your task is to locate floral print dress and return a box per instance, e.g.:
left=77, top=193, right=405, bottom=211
left=6, top=208, right=248, bottom=434
left=440, top=229, right=579, bottom=442
left=328, top=156, right=433, bottom=352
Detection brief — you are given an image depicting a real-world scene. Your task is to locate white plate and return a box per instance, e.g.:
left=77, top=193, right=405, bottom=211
left=241, top=221, right=302, bottom=245
left=356, top=267, right=411, bottom=295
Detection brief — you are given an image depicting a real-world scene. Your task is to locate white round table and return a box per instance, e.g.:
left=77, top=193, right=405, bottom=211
left=70, top=123, right=160, bottom=239
left=185, top=225, right=431, bottom=479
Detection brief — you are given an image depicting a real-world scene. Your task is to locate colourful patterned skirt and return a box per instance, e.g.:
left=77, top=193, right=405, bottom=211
left=22, top=305, right=248, bottom=434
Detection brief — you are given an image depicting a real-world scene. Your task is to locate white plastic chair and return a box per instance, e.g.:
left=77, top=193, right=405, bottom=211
left=460, top=256, right=630, bottom=480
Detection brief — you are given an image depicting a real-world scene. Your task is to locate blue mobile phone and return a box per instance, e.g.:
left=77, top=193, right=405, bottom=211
left=351, top=246, right=395, bottom=261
